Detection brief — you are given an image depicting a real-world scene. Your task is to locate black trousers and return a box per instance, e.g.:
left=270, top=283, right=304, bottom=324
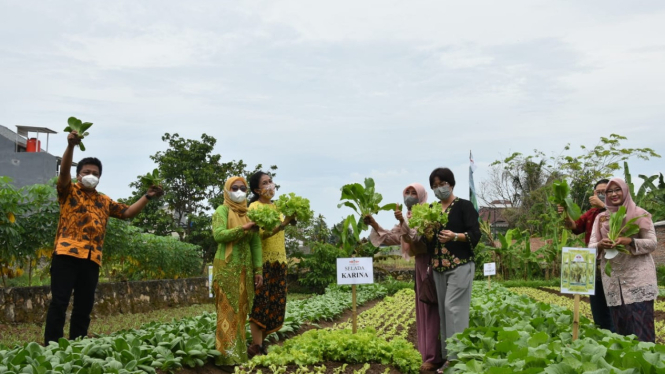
left=590, top=267, right=615, bottom=332
left=44, top=254, right=100, bottom=345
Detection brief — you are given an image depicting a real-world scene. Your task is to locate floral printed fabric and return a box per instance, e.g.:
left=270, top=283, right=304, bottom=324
left=211, top=205, right=261, bottom=364
left=426, top=198, right=481, bottom=274
left=250, top=261, right=288, bottom=334
left=54, top=182, right=128, bottom=266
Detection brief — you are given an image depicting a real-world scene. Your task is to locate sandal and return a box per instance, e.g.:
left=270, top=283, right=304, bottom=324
left=247, top=344, right=263, bottom=359
left=436, top=361, right=450, bottom=374
left=421, top=362, right=438, bottom=371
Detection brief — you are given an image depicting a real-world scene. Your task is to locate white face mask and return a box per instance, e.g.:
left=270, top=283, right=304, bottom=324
left=80, top=175, right=99, bottom=189
left=228, top=190, right=247, bottom=203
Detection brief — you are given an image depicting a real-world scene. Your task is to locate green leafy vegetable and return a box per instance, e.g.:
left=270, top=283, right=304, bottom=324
left=337, top=178, right=396, bottom=217
left=604, top=206, right=645, bottom=276
left=408, top=202, right=448, bottom=240
left=63, top=116, right=93, bottom=151
left=549, top=180, right=582, bottom=221
left=247, top=204, right=282, bottom=231
left=140, top=169, right=163, bottom=187
left=275, top=193, right=314, bottom=222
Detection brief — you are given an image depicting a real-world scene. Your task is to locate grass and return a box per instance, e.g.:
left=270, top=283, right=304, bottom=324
left=373, top=254, right=415, bottom=270
left=657, top=265, right=665, bottom=286
left=498, top=279, right=561, bottom=288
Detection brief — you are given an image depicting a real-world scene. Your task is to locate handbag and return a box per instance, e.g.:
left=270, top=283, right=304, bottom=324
left=418, top=265, right=438, bottom=305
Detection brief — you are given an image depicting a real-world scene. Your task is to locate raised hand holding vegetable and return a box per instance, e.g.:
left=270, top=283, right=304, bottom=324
left=549, top=180, right=582, bottom=221
left=63, top=117, right=93, bottom=151
left=140, top=169, right=163, bottom=188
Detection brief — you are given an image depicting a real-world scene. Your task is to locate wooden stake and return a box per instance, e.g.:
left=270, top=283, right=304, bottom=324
left=352, top=284, right=357, bottom=334
left=488, top=275, right=491, bottom=289
left=351, top=254, right=357, bottom=334
left=572, top=294, right=580, bottom=341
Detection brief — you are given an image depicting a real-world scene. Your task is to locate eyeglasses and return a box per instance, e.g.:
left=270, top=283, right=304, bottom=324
left=230, top=185, right=247, bottom=192
left=433, top=181, right=450, bottom=188
left=606, top=188, right=622, bottom=196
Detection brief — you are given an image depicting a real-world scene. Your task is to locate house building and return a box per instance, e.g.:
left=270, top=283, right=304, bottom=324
left=0, top=124, right=71, bottom=187
left=478, top=199, right=513, bottom=235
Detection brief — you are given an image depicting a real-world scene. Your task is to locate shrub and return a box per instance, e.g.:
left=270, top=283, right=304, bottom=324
left=657, top=264, right=665, bottom=286
left=298, top=242, right=345, bottom=293
left=103, top=220, right=203, bottom=281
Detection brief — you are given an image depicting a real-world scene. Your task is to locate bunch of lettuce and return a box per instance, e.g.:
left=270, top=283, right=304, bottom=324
left=604, top=206, right=645, bottom=276
left=275, top=193, right=313, bottom=222
left=247, top=204, right=282, bottom=232
left=408, top=202, right=448, bottom=241
left=63, top=117, right=93, bottom=151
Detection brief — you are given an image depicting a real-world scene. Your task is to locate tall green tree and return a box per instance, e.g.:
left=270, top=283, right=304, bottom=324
left=17, top=182, right=59, bottom=286
left=481, top=134, right=660, bottom=232
left=0, top=177, right=26, bottom=287
left=120, top=133, right=277, bottom=264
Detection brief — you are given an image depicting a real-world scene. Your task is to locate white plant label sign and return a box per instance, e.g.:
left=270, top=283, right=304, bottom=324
left=484, top=262, right=497, bottom=276
left=337, top=257, right=374, bottom=285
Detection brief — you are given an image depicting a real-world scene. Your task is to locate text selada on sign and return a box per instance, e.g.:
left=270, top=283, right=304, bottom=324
left=337, top=257, right=374, bottom=285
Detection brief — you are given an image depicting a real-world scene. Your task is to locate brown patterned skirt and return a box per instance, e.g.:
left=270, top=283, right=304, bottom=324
left=249, top=261, right=288, bottom=334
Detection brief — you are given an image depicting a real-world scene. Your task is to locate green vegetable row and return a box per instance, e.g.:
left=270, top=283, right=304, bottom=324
left=447, top=283, right=665, bottom=373
left=0, top=284, right=394, bottom=374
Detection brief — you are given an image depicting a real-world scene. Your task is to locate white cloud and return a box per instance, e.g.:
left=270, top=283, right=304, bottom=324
left=1, top=0, right=664, bottom=232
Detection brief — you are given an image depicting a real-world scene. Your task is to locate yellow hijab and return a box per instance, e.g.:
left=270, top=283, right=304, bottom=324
left=222, top=176, right=250, bottom=262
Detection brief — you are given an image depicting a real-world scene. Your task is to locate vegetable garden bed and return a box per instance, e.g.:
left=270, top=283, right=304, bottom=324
left=509, top=286, right=665, bottom=345
left=3, top=282, right=664, bottom=374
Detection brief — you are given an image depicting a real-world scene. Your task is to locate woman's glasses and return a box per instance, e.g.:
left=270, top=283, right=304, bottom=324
left=606, top=188, right=622, bottom=196
left=230, top=185, right=248, bottom=192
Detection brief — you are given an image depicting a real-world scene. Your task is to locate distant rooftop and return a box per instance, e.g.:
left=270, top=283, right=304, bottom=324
left=16, top=126, right=58, bottom=137
left=0, top=124, right=27, bottom=146
left=0, top=124, right=57, bottom=153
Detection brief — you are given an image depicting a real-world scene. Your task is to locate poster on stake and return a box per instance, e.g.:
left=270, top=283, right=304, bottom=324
left=560, top=247, right=596, bottom=295
left=560, top=247, right=596, bottom=341
left=337, top=257, right=374, bottom=334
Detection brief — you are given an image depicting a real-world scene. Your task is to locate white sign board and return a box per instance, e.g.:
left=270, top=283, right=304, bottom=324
left=337, top=257, right=374, bottom=285
left=208, top=265, right=213, bottom=298
left=561, top=247, right=596, bottom=296
left=484, top=262, right=496, bottom=276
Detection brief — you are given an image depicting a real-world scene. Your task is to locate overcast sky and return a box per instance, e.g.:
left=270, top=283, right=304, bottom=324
left=2, top=1, right=664, bottom=230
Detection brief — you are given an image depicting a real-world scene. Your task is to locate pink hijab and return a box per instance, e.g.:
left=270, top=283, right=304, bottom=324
left=595, top=177, right=652, bottom=242
left=401, top=183, right=428, bottom=259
